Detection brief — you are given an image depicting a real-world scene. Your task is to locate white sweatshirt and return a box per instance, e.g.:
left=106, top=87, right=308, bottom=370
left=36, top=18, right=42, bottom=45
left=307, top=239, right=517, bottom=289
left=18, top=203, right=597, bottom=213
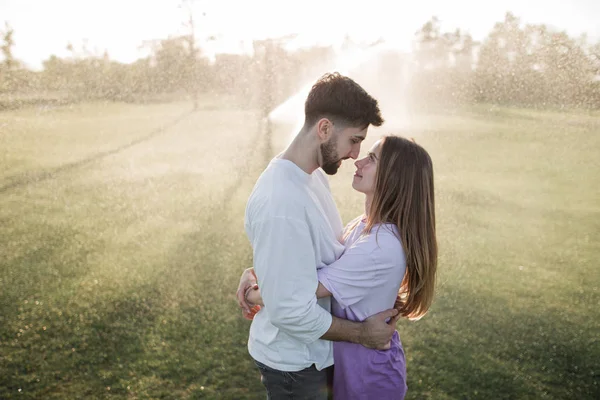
left=244, top=157, right=345, bottom=372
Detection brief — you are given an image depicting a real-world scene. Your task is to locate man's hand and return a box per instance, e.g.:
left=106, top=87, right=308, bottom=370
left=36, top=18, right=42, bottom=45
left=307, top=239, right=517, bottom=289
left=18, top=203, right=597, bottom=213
left=359, top=308, right=401, bottom=350
left=394, top=293, right=404, bottom=311
left=236, top=268, right=260, bottom=319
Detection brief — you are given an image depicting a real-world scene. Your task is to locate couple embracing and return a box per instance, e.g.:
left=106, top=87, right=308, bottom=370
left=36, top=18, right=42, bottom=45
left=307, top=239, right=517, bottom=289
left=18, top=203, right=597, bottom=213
left=236, top=72, right=437, bottom=400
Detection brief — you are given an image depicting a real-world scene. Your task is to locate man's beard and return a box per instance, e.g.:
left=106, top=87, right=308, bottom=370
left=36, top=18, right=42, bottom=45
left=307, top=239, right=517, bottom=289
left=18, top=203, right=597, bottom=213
left=320, top=140, right=341, bottom=175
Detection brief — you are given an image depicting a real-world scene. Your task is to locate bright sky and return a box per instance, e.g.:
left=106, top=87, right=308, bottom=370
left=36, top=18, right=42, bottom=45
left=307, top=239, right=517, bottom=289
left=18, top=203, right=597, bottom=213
left=2, top=0, right=599, bottom=70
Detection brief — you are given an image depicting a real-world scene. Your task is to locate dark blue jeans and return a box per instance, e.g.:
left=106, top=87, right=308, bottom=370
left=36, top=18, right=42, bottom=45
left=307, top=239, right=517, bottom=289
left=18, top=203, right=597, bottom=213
left=254, top=360, right=333, bottom=400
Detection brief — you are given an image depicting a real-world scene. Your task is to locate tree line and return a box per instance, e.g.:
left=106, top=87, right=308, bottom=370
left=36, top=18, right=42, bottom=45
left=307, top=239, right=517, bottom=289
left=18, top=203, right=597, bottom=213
left=0, top=12, right=598, bottom=110
left=407, top=13, right=599, bottom=109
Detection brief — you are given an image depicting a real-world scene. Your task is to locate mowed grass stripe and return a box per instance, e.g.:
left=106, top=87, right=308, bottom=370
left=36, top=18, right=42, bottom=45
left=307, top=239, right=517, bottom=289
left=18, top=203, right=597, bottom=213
left=1, top=104, right=268, bottom=398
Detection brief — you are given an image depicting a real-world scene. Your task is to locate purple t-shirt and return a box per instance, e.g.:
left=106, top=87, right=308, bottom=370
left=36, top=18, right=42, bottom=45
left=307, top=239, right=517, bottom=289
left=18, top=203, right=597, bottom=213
left=317, top=218, right=408, bottom=399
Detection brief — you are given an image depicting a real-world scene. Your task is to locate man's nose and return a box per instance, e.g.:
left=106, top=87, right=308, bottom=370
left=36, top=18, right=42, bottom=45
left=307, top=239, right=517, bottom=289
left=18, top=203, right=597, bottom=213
left=349, top=144, right=361, bottom=160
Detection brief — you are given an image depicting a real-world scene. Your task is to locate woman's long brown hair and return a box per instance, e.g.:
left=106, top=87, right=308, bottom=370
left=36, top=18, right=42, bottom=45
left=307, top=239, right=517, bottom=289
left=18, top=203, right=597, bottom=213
left=365, top=135, right=437, bottom=320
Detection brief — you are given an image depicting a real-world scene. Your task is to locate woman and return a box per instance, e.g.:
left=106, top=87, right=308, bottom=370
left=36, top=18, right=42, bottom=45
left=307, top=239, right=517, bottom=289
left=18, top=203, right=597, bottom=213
left=247, top=135, right=438, bottom=399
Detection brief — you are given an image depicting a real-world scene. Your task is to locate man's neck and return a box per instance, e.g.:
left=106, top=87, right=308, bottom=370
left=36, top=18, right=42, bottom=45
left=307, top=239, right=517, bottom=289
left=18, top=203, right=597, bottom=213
left=281, top=132, right=319, bottom=174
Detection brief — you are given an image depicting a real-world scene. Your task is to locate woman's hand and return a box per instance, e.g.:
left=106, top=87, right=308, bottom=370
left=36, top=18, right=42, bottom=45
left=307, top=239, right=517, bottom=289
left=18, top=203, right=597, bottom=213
left=236, top=268, right=260, bottom=319
left=245, top=284, right=264, bottom=307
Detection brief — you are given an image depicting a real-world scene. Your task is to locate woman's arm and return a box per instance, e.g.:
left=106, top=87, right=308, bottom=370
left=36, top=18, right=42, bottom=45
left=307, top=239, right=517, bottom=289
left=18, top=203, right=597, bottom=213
left=246, top=282, right=332, bottom=307
left=317, top=230, right=404, bottom=310
left=245, top=285, right=263, bottom=306
left=316, top=282, right=332, bottom=298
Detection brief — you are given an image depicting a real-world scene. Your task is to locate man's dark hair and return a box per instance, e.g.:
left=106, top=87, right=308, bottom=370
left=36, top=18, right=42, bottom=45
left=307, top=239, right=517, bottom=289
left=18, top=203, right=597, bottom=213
left=304, top=72, right=384, bottom=129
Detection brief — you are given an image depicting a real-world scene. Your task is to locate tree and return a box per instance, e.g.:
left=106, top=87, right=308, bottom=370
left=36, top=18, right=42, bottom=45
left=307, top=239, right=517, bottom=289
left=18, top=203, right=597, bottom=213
left=0, top=22, right=26, bottom=94
left=180, top=0, right=201, bottom=109
left=413, top=17, right=447, bottom=70
left=475, top=12, right=525, bottom=104
left=152, top=36, right=190, bottom=92
left=1, top=22, right=15, bottom=70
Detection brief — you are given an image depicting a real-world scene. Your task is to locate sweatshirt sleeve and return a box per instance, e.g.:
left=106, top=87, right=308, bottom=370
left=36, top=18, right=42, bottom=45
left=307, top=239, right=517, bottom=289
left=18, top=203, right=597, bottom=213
left=250, top=215, right=333, bottom=344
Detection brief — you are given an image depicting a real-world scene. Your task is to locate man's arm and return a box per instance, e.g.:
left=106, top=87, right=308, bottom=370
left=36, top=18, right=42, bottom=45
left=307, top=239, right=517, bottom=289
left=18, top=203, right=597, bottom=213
left=243, top=279, right=400, bottom=349
left=250, top=216, right=333, bottom=344
left=323, top=310, right=400, bottom=349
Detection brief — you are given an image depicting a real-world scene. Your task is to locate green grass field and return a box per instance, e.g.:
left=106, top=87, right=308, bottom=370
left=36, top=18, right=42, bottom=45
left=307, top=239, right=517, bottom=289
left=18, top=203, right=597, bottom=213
left=1, top=99, right=598, bottom=399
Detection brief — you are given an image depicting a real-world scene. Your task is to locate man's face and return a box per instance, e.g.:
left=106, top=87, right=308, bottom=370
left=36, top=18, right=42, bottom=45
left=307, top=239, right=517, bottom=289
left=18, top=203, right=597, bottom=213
left=320, top=125, right=368, bottom=175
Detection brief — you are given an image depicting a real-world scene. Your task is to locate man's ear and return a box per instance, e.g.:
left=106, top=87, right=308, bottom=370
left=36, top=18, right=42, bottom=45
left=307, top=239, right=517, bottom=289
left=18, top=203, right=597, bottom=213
left=316, top=118, right=332, bottom=142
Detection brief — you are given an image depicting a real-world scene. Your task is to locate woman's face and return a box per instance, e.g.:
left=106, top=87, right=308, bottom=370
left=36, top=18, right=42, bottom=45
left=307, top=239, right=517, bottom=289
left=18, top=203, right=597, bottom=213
left=352, top=139, right=382, bottom=195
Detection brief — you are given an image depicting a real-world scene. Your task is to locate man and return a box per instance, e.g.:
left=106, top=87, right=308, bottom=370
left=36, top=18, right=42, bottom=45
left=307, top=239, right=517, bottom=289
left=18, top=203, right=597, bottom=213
left=236, top=72, right=400, bottom=399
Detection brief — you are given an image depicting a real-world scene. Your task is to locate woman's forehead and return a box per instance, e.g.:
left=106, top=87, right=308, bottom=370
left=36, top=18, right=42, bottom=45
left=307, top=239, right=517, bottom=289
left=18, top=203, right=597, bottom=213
left=369, top=139, right=383, bottom=153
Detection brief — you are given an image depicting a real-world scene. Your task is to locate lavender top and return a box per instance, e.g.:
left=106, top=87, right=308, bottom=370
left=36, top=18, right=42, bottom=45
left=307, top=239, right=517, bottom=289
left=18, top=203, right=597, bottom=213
left=317, top=217, right=409, bottom=398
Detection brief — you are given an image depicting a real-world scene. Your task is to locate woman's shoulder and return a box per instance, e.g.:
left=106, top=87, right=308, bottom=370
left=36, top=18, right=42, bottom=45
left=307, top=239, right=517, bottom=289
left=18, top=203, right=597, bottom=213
left=344, top=215, right=364, bottom=231
left=349, top=223, right=400, bottom=250
left=361, top=223, right=404, bottom=260
left=343, top=225, right=405, bottom=273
